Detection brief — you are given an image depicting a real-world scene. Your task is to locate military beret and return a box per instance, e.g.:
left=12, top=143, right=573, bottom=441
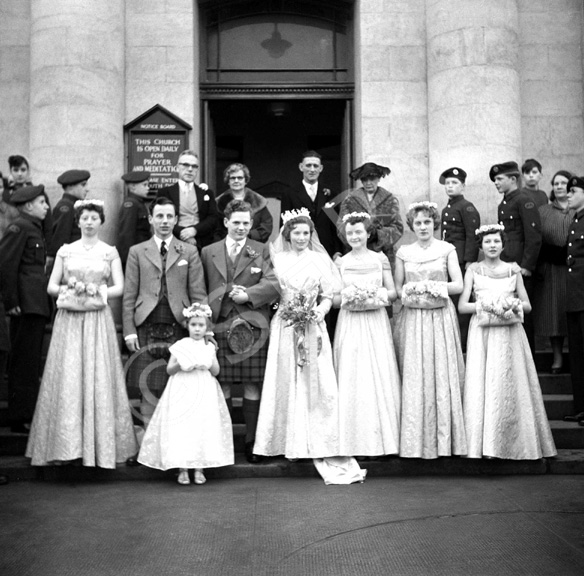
left=439, top=167, right=467, bottom=184
left=567, top=176, right=584, bottom=192
left=489, top=161, right=520, bottom=182
left=349, top=162, right=391, bottom=181
left=122, top=171, right=151, bottom=183
left=10, top=184, right=46, bottom=205
left=57, top=169, right=91, bottom=186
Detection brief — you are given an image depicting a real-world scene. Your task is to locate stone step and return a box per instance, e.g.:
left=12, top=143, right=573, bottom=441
left=543, top=394, right=575, bottom=420
left=538, top=373, right=572, bottom=395
left=1, top=450, right=583, bottom=483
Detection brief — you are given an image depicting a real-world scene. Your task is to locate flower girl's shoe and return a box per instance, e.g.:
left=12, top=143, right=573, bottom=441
left=177, top=469, right=190, bottom=485
left=194, top=470, right=206, bottom=485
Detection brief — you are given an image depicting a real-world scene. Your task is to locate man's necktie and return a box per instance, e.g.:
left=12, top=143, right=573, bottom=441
left=160, top=240, right=167, bottom=257
left=230, top=242, right=239, bottom=263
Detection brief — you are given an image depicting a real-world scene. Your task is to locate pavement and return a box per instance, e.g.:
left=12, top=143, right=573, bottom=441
left=1, top=474, right=584, bottom=576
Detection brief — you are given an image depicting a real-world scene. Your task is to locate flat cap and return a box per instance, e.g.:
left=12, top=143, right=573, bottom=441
left=489, top=161, right=520, bottom=182
left=439, top=167, right=467, bottom=184
left=350, top=162, right=391, bottom=181
left=10, top=184, right=46, bottom=205
left=567, top=176, right=584, bottom=191
left=57, top=169, right=90, bottom=186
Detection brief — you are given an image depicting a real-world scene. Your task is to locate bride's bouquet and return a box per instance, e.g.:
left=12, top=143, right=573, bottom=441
left=279, top=281, right=321, bottom=368
left=56, top=276, right=107, bottom=311
left=341, top=283, right=389, bottom=311
left=402, top=280, right=448, bottom=309
left=475, top=295, right=524, bottom=327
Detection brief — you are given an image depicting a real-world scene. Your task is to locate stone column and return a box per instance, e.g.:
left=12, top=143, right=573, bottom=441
left=29, top=0, right=125, bottom=242
left=426, top=0, right=521, bottom=222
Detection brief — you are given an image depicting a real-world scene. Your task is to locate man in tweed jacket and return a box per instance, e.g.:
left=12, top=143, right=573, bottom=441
left=201, top=199, right=278, bottom=463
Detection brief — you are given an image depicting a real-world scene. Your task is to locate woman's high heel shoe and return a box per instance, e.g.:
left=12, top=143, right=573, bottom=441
left=551, top=363, right=563, bottom=375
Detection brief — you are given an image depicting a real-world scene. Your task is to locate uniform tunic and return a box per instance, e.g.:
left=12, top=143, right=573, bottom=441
left=116, top=194, right=151, bottom=266
left=440, top=195, right=480, bottom=266
left=48, top=193, right=81, bottom=257
left=566, top=208, right=584, bottom=413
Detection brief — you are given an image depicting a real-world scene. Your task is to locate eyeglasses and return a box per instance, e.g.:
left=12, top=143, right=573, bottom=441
left=229, top=176, right=245, bottom=181
left=179, top=162, right=199, bottom=169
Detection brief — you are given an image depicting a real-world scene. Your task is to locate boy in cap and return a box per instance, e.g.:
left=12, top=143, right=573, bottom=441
left=564, top=176, right=584, bottom=424
left=117, top=171, right=152, bottom=266
left=491, top=161, right=542, bottom=354
left=48, top=169, right=90, bottom=257
left=0, top=185, right=51, bottom=433
left=521, top=158, right=548, bottom=208
left=439, top=167, right=480, bottom=350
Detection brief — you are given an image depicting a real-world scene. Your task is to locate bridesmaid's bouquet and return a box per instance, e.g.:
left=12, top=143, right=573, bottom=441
left=279, top=284, right=320, bottom=368
left=341, top=283, right=389, bottom=311
left=56, top=276, right=107, bottom=311
left=402, top=280, right=448, bottom=309
left=476, top=295, right=524, bottom=327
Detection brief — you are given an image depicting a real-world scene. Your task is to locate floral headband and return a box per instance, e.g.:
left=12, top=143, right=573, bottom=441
left=74, top=199, right=105, bottom=209
left=183, top=303, right=212, bottom=319
left=282, top=207, right=311, bottom=224
left=407, top=201, right=438, bottom=211
left=475, top=223, right=505, bottom=236
left=342, top=211, right=371, bottom=223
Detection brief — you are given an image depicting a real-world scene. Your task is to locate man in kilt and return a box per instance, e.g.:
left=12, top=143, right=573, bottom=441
left=123, top=197, right=206, bottom=449
left=201, top=199, right=278, bottom=463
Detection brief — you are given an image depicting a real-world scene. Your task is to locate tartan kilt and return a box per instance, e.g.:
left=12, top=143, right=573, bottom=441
left=215, top=311, right=269, bottom=384
left=124, top=300, right=186, bottom=398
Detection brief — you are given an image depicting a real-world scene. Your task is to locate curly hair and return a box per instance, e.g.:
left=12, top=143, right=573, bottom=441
left=224, top=199, right=252, bottom=219
left=475, top=227, right=506, bottom=248
left=223, top=163, right=251, bottom=185
left=405, top=205, right=440, bottom=231
left=282, top=215, right=314, bottom=241
left=341, top=213, right=373, bottom=233
left=74, top=201, right=105, bottom=224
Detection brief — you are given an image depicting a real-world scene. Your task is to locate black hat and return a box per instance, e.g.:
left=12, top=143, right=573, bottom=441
left=57, top=169, right=91, bottom=187
left=122, top=171, right=151, bottom=183
left=489, top=161, right=520, bottom=182
left=439, top=167, right=467, bottom=184
left=10, top=184, right=46, bottom=205
left=350, top=162, right=391, bottom=181
left=567, top=176, right=584, bottom=191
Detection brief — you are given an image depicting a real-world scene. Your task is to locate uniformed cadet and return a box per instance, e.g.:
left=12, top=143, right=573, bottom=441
left=440, top=167, right=480, bottom=351
left=0, top=185, right=51, bottom=434
left=440, top=167, right=480, bottom=269
left=521, top=158, right=548, bottom=209
left=491, top=160, right=542, bottom=354
left=117, top=170, right=152, bottom=266
left=48, top=169, right=90, bottom=257
left=564, top=176, right=584, bottom=424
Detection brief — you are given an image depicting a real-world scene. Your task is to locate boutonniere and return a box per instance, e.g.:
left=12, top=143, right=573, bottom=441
left=199, top=183, right=209, bottom=191
left=324, top=201, right=335, bottom=209
left=203, top=194, right=210, bottom=201
left=323, top=188, right=331, bottom=197
left=174, top=244, right=185, bottom=254
left=246, top=246, right=260, bottom=259
left=250, top=267, right=262, bottom=274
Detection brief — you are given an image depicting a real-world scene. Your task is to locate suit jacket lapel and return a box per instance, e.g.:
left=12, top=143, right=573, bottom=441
left=314, top=183, right=327, bottom=214
left=211, top=240, right=228, bottom=280
left=145, top=238, right=163, bottom=271
left=165, top=240, right=180, bottom=271
left=297, top=183, right=315, bottom=209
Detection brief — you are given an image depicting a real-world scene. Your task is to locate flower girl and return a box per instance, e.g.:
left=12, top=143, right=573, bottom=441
left=458, top=224, right=556, bottom=459
left=138, top=303, right=234, bottom=484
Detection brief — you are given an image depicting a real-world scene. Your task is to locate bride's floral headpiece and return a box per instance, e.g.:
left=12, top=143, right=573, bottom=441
left=407, top=201, right=438, bottom=211
left=74, top=199, right=105, bottom=209
left=475, top=223, right=505, bottom=236
left=282, top=207, right=311, bottom=224
left=183, top=303, right=212, bottom=319
left=342, top=211, right=371, bottom=223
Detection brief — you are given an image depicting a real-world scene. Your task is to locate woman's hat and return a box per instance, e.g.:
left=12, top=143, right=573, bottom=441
left=350, top=162, right=390, bottom=181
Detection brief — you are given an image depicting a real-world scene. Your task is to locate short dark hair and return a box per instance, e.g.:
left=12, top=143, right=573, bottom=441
left=341, top=213, right=373, bottom=233
left=405, top=205, right=441, bottom=231
left=8, top=155, right=29, bottom=170
left=149, top=196, right=176, bottom=216
left=301, top=150, right=322, bottom=162
left=476, top=228, right=507, bottom=248
left=550, top=170, right=572, bottom=202
left=74, top=201, right=105, bottom=224
left=224, top=199, right=252, bottom=219
left=521, top=158, right=542, bottom=174
left=282, top=215, right=315, bottom=241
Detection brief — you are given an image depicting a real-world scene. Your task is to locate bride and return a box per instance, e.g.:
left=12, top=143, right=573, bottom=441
left=254, top=208, right=365, bottom=484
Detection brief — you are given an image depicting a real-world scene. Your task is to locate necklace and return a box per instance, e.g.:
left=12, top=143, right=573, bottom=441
left=81, top=242, right=98, bottom=251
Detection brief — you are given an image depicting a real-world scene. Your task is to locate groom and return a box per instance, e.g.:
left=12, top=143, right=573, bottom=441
left=201, top=199, right=278, bottom=463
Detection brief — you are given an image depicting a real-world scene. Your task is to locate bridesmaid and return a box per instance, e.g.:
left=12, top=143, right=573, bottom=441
left=393, top=201, right=467, bottom=459
left=458, top=224, right=556, bottom=459
left=333, top=212, right=401, bottom=457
